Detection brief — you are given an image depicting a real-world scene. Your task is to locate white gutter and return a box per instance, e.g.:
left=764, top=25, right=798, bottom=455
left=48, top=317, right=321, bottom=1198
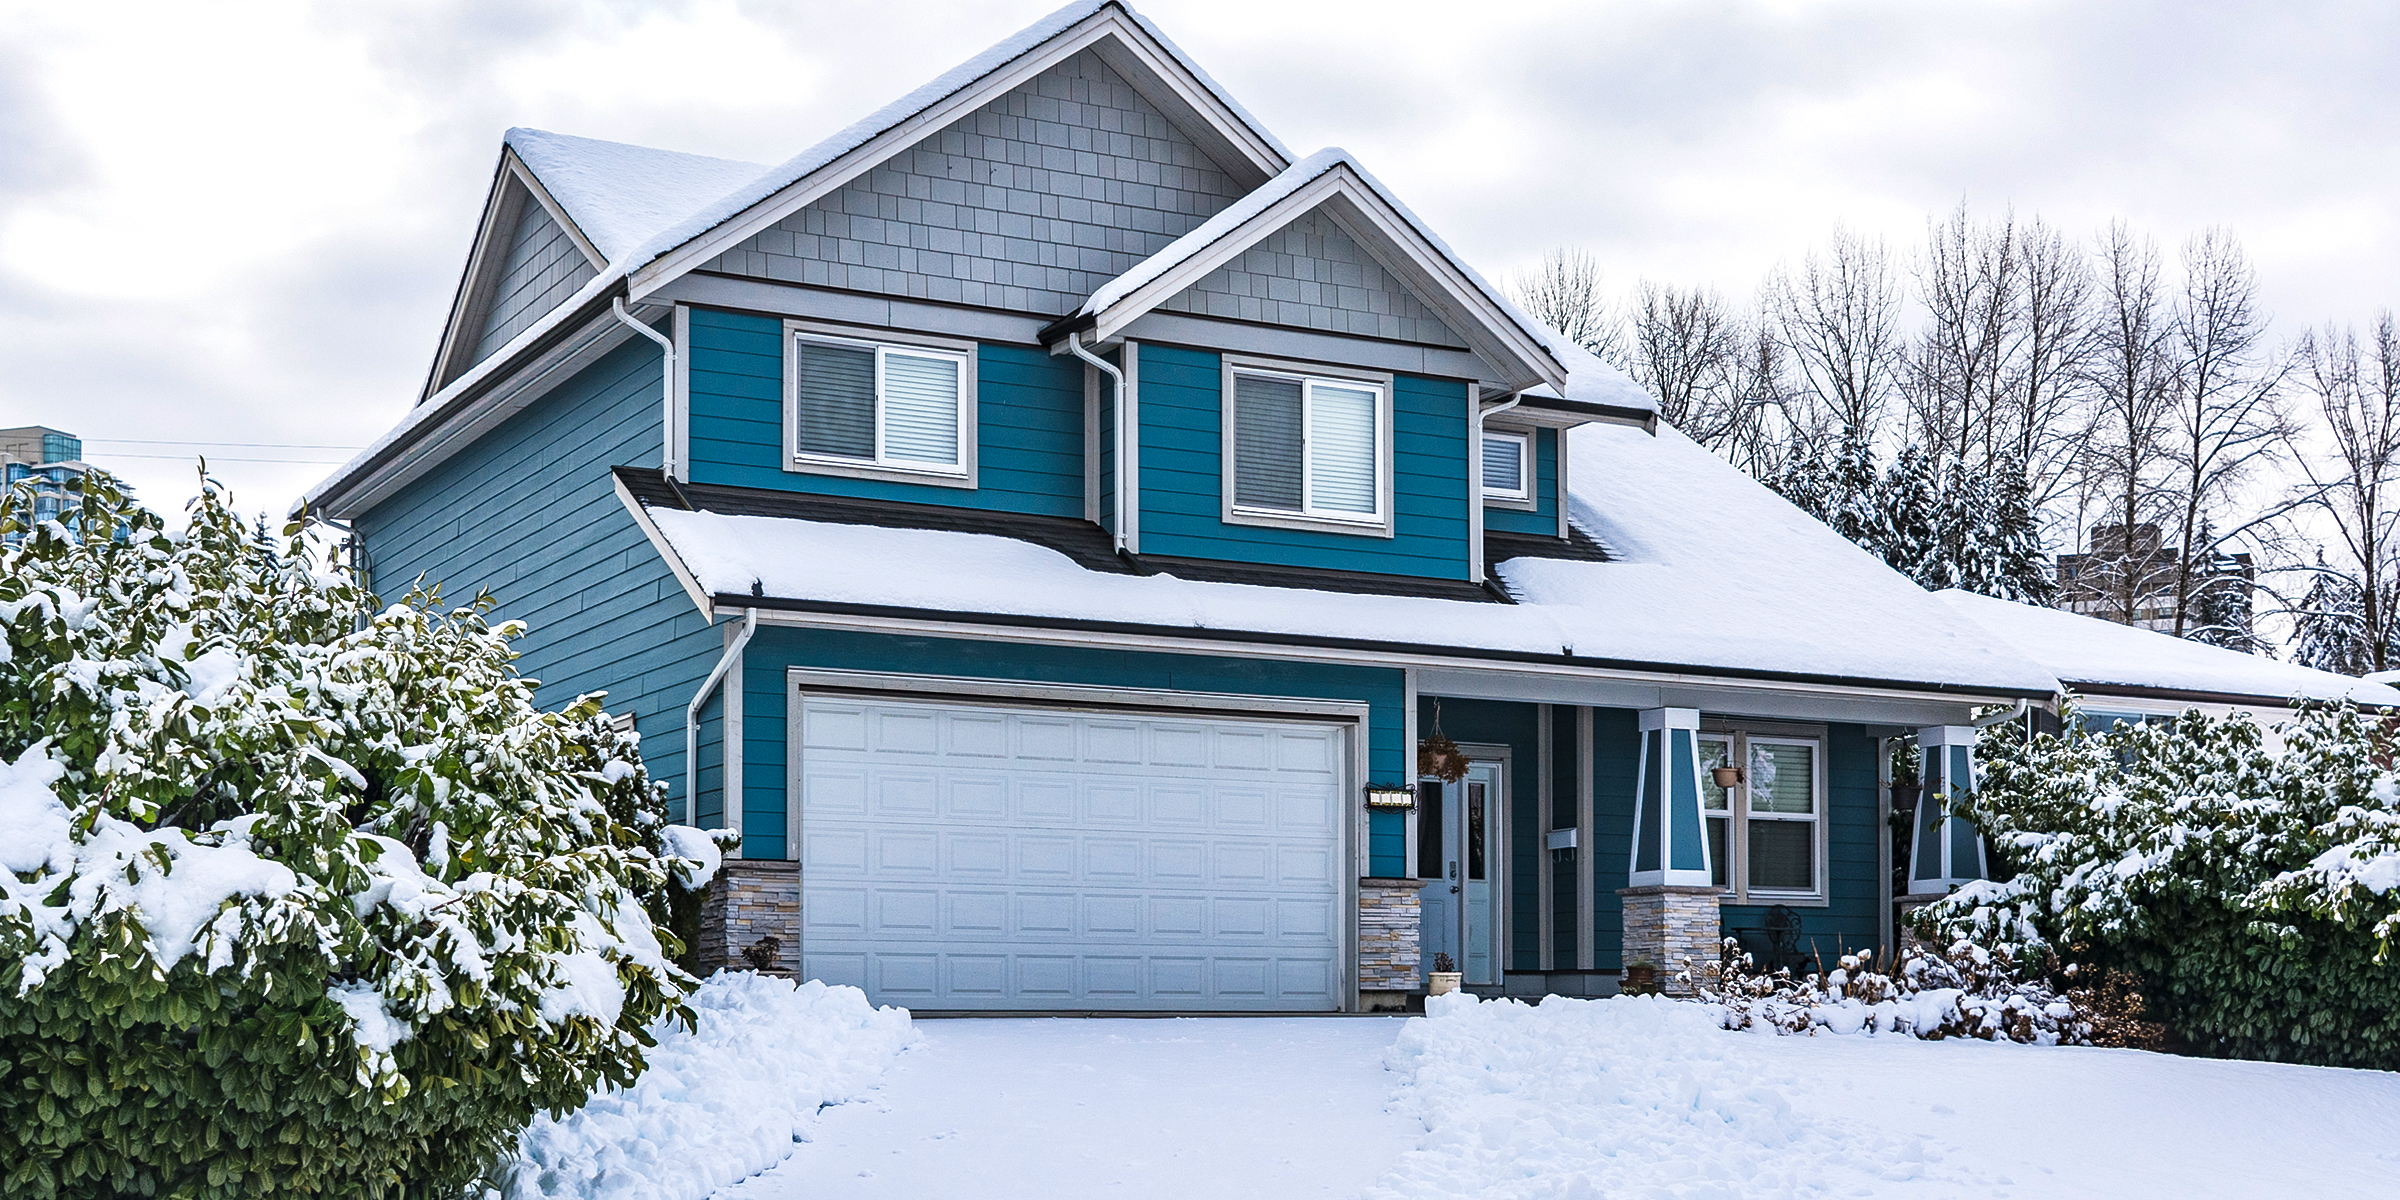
left=1971, top=697, right=2033, bottom=728
left=1065, top=332, right=1129, bottom=554
left=612, top=297, right=681, bottom=483
left=685, top=607, right=757, bottom=828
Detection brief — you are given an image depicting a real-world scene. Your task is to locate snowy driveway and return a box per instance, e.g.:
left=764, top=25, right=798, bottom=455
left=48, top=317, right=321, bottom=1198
left=716, top=1016, right=1415, bottom=1199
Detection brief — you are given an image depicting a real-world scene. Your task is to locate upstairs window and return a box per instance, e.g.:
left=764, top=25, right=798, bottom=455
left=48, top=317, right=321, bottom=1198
left=1223, top=360, right=1390, bottom=534
left=785, top=324, right=974, bottom=485
left=1481, top=431, right=1530, bottom=502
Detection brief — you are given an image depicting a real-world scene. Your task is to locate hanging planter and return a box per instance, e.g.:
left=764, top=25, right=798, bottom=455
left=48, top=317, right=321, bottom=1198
left=1417, top=700, right=1469, bottom=783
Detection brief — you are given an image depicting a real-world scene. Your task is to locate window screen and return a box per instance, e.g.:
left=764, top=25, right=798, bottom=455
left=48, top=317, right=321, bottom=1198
left=796, top=341, right=875, bottom=459
left=1746, top=741, right=1816, bottom=892
left=1308, top=382, right=1378, bottom=514
left=1234, top=374, right=1304, bottom=509
left=1482, top=433, right=1526, bottom=496
left=881, top=351, right=959, bottom=465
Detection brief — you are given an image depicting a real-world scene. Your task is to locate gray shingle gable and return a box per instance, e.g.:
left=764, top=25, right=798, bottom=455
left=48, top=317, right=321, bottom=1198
left=473, top=194, right=598, bottom=363
left=1155, top=209, right=1469, bottom=348
left=699, top=48, right=1248, bottom=317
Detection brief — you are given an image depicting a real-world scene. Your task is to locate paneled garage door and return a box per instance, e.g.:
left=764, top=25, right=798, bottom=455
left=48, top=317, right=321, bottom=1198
left=797, top=693, right=1348, bottom=1011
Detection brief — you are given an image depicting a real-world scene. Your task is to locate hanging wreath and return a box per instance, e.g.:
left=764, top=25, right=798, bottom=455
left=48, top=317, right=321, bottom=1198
left=1417, top=700, right=1469, bottom=783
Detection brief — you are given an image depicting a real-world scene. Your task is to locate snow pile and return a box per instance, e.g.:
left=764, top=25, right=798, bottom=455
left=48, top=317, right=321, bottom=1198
left=1368, top=992, right=1987, bottom=1198
left=501, top=973, right=916, bottom=1200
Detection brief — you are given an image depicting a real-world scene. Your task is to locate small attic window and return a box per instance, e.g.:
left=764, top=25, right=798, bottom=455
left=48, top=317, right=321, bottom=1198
left=1221, top=357, right=1392, bottom=537
left=1481, top=431, right=1530, bottom=502
left=783, top=321, right=977, bottom=488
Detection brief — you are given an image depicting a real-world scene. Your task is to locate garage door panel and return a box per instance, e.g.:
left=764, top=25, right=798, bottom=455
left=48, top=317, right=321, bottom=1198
left=801, top=696, right=1347, bottom=1010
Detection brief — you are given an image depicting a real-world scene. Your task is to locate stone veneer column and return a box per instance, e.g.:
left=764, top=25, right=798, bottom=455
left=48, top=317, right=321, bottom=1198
left=697, top=859, right=802, bottom=975
left=1357, top=877, right=1426, bottom=1011
left=1617, top=885, right=1724, bottom=996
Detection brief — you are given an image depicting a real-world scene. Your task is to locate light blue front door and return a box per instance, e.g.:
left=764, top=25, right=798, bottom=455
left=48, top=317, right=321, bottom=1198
left=1418, top=761, right=1499, bottom=987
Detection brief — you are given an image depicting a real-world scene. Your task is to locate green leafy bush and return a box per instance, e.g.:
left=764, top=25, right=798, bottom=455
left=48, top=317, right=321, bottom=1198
left=0, top=474, right=721, bottom=1198
left=1918, top=702, right=2400, bottom=1069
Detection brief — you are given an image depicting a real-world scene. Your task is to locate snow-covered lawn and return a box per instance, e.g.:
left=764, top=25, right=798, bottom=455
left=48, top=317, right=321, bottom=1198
left=716, top=1016, right=1418, bottom=1199
left=1373, top=993, right=2400, bottom=1198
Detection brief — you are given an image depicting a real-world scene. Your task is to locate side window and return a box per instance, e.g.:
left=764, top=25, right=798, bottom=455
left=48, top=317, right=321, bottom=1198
left=1224, top=362, right=1390, bottom=534
left=1482, top=430, right=1530, bottom=502
left=786, top=327, right=974, bottom=484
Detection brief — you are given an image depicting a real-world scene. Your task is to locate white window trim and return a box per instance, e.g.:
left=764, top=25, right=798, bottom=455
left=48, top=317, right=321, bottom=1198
left=1219, top=353, right=1395, bottom=539
left=782, top=318, right=978, bottom=489
left=1699, top=726, right=1830, bottom=907
left=1481, top=428, right=1534, bottom=508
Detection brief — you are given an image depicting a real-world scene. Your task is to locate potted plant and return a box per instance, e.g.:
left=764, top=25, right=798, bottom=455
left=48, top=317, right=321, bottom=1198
left=1621, top=957, right=1659, bottom=995
left=1427, top=952, right=1463, bottom=996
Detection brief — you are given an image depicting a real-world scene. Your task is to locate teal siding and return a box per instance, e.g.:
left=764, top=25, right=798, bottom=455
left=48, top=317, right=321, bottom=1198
left=1417, top=698, right=1543, bottom=970
left=683, top=307, right=1084, bottom=517
left=738, top=627, right=1406, bottom=867
left=1549, top=703, right=1578, bottom=963
left=1134, top=343, right=1472, bottom=579
left=1484, top=427, right=1558, bottom=537
left=352, top=334, right=724, bottom=826
left=1589, top=707, right=1639, bottom=970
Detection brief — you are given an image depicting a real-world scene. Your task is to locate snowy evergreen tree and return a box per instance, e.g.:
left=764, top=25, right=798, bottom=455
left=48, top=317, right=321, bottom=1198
left=2293, top=558, right=2374, bottom=675
left=1880, top=443, right=1942, bottom=585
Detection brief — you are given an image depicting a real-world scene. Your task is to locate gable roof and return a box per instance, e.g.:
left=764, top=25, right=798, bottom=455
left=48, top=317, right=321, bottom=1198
left=1056, top=148, right=1568, bottom=394
left=617, top=0, right=1292, bottom=300
left=618, top=415, right=2059, bottom=698
left=1936, top=589, right=2400, bottom=709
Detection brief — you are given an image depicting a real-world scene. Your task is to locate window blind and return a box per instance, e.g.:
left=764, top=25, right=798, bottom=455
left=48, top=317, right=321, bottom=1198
left=1483, top=434, right=1525, bottom=494
left=796, top=341, right=875, bottom=459
left=881, top=351, right=960, bottom=465
left=1308, top=382, right=1378, bottom=514
left=1234, top=374, right=1303, bottom=510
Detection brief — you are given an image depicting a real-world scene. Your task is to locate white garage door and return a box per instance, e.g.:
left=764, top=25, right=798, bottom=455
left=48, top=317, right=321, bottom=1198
left=797, top=694, right=1347, bottom=1011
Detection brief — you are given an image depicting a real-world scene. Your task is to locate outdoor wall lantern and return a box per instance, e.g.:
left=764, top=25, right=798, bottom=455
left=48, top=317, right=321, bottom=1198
left=1365, top=785, right=1417, bottom=810
left=1711, top=765, right=1746, bottom=789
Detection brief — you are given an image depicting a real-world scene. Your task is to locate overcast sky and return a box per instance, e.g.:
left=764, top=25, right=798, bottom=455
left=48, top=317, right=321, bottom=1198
left=1, top=0, right=2393, bottom=517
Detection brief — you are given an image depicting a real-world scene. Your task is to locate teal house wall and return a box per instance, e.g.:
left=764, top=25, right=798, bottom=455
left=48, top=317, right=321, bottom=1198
left=350, top=332, right=725, bottom=824
left=1134, top=343, right=1472, bottom=579
left=683, top=307, right=1085, bottom=517
left=1483, top=427, right=1558, bottom=537
left=735, top=626, right=1408, bottom=867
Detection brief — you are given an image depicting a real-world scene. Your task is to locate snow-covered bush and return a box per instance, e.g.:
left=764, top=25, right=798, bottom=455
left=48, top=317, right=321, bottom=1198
left=0, top=474, right=722, bottom=1198
left=1918, top=703, right=2400, bottom=1068
left=1685, top=938, right=2088, bottom=1044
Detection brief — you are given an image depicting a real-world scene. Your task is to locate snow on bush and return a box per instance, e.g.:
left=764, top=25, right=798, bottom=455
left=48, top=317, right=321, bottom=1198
left=0, top=473, right=723, bottom=1199
left=500, top=972, right=916, bottom=1200
left=1919, top=701, right=2400, bottom=1068
left=1369, top=992, right=1979, bottom=1198
left=1687, top=939, right=2087, bottom=1044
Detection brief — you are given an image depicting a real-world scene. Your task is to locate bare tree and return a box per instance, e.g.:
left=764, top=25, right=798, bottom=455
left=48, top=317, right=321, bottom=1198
left=1723, top=317, right=1795, bottom=477
left=1510, top=247, right=1622, bottom=363
left=2290, top=312, right=2400, bottom=671
left=1905, top=203, right=2023, bottom=473
left=2161, top=228, right=2293, bottom=638
left=2006, top=217, right=2098, bottom=521
left=2079, top=222, right=2180, bottom=626
left=1765, top=227, right=1904, bottom=449
left=1627, top=280, right=1741, bottom=444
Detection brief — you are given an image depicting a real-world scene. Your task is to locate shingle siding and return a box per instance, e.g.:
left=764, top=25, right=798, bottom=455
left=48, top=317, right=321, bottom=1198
left=474, top=193, right=598, bottom=363
left=702, top=49, right=1248, bottom=316
left=1158, top=210, right=1467, bottom=348
left=353, top=335, right=723, bottom=827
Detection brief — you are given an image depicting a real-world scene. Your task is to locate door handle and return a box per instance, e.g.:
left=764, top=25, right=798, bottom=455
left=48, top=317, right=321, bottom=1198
left=1450, top=885, right=1460, bottom=894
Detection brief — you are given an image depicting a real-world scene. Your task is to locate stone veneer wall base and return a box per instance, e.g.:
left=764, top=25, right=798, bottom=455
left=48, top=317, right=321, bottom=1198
left=1617, top=884, right=1723, bottom=997
left=698, top=859, right=802, bottom=976
left=1358, top=877, right=1427, bottom=1003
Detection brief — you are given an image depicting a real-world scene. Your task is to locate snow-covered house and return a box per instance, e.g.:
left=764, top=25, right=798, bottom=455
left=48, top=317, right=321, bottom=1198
left=307, top=1, right=2069, bottom=1011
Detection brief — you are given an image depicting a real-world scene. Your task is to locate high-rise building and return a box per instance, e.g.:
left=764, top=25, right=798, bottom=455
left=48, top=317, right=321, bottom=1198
left=2056, top=522, right=2255, bottom=641
left=0, top=424, right=89, bottom=536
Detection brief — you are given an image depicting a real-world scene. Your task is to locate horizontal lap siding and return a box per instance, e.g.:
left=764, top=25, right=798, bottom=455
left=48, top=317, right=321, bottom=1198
left=1590, top=707, right=1639, bottom=970
left=1485, top=427, right=1558, bottom=537
left=1135, top=343, right=1471, bottom=579
left=738, top=626, right=1405, bottom=868
left=684, top=306, right=1083, bottom=517
left=354, top=336, right=722, bottom=825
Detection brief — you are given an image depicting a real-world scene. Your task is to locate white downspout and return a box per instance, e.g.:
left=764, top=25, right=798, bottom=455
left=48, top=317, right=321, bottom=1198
left=1972, top=697, right=2033, bottom=729
left=685, top=607, right=757, bottom=831
left=1470, top=389, right=1523, bottom=584
left=1065, top=332, right=1128, bottom=554
left=613, top=296, right=680, bottom=482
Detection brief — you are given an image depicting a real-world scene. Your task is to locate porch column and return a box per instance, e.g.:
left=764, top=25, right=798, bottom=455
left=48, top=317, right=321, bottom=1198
left=1906, top=725, right=1989, bottom=895
left=1619, top=707, right=1719, bottom=995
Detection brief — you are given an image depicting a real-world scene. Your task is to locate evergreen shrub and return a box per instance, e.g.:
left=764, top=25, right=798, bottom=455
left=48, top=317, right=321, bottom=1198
left=0, top=475, right=723, bottom=1198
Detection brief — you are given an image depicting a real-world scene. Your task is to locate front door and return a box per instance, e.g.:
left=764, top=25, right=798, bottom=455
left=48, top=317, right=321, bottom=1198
left=1418, top=760, right=1499, bottom=988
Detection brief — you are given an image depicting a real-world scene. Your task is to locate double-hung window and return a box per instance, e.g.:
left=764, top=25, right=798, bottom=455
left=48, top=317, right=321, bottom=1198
left=1698, top=728, right=1825, bottom=903
left=785, top=323, right=974, bottom=485
left=1481, top=430, right=1530, bottom=503
left=1223, top=360, right=1390, bottom=534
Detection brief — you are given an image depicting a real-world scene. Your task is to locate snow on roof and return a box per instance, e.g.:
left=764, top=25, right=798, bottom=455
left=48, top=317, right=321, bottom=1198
left=1521, top=325, right=1657, bottom=415
left=506, top=129, right=766, bottom=264
left=637, top=423, right=2057, bottom=695
left=1936, top=588, right=2400, bottom=708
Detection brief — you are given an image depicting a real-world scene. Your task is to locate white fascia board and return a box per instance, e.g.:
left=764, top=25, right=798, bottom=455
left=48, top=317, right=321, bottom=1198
left=627, top=7, right=1288, bottom=302
left=614, top=474, right=715, bottom=622
left=1086, top=166, right=1565, bottom=393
